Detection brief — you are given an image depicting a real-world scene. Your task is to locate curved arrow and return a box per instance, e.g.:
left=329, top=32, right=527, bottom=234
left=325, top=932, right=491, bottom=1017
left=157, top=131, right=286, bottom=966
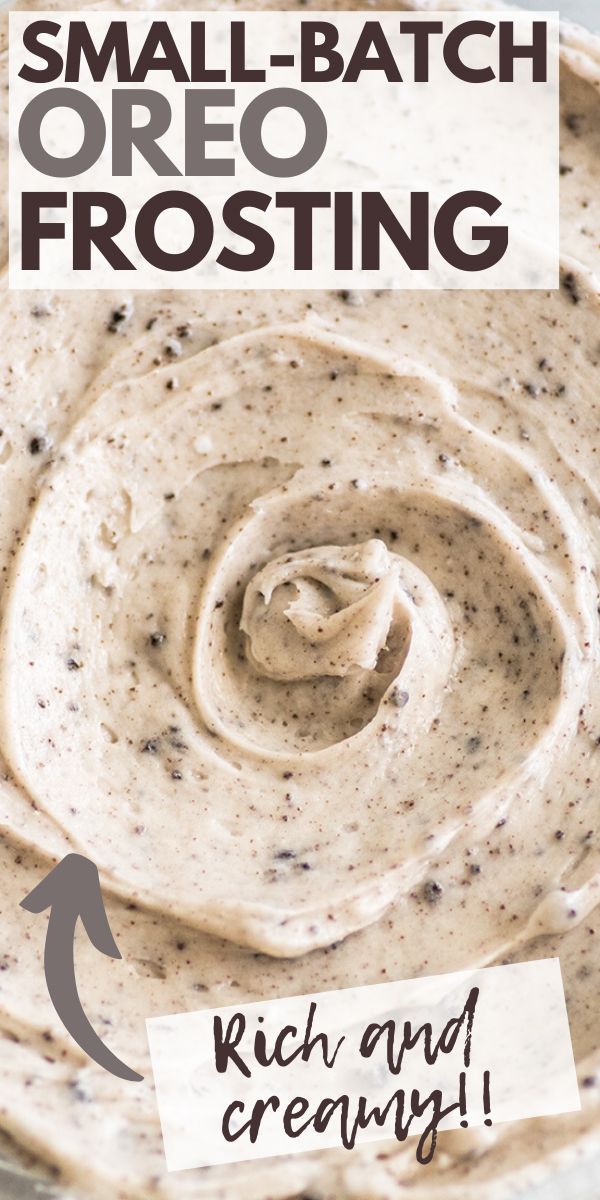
left=21, top=853, right=143, bottom=1082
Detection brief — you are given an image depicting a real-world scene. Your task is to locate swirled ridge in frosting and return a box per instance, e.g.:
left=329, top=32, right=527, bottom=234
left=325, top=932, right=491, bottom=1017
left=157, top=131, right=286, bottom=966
left=0, top=326, right=592, bottom=957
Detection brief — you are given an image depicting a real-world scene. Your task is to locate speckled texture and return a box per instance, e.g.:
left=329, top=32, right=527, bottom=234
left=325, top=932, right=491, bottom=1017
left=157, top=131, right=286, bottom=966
left=0, top=2, right=599, bottom=1200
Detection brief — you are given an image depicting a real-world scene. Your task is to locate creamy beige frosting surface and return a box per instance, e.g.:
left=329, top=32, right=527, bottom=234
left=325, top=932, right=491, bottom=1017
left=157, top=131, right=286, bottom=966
left=0, top=2, right=600, bottom=1199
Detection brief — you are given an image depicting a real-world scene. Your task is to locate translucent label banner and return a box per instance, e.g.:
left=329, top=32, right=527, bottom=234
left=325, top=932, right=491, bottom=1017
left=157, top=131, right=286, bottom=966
left=146, top=958, right=579, bottom=1172
left=8, top=10, right=559, bottom=289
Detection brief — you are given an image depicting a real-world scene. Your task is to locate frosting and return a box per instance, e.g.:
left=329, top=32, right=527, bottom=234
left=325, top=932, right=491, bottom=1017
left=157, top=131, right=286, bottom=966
left=0, top=2, right=599, bottom=1199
